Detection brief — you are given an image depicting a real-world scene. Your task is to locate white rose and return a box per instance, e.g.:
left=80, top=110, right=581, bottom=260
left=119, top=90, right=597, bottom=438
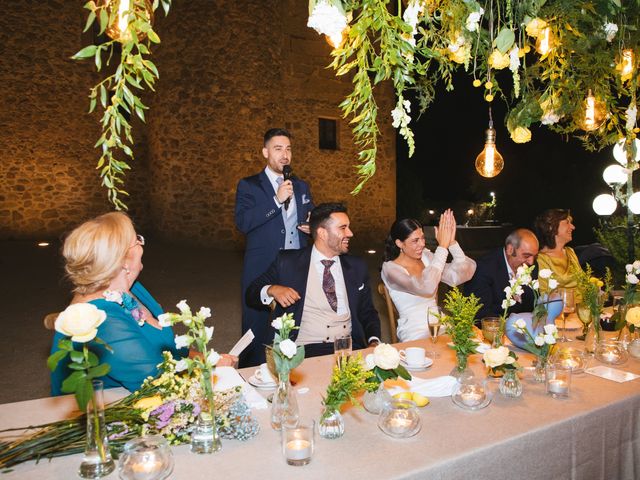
left=175, top=359, right=189, bottom=372
left=204, top=326, right=214, bottom=342
left=534, top=335, right=545, bottom=346
left=175, top=334, right=191, bottom=349
left=626, top=264, right=633, bottom=273
left=483, top=346, right=511, bottom=368
left=543, top=324, right=558, bottom=335
left=539, top=269, right=553, bottom=279
left=54, top=303, right=106, bottom=343
left=514, top=318, right=527, bottom=331
left=365, top=353, right=376, bottom=370
left=548, top=279, right=559, bottom=290
left=158, top=313, right=172, bottom=327
left=279, top=339, right=297, bottom=359
left=373, top=343, right=401, bottom=369
left=627, top=274, right=639, bottom=285
left=176, top=300, right=190, bottom=314
left=206, top=350, right=221, bottom=366
left=198, top=307, right=211, bottom=319
left=544, top=334, right=556, bottom=345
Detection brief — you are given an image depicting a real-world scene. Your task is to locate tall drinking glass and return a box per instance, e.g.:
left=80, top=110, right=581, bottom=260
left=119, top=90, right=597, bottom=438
left=559, top=288, right=575, bottom=342
left=427, top=308, right=441, bottom=343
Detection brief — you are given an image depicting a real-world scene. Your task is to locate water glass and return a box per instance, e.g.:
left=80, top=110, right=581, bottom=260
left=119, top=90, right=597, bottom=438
left=559, top=288, right=575, bottom=342
left=282, top=420, right=315, bottom=466
left=481, top=317, right=500, bottom=344
left=333, top=334, right=352, bottom=362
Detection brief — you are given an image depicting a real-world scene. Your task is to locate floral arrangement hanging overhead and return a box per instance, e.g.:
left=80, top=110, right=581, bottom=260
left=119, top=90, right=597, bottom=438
left=308, top=0, right=639, bottom=191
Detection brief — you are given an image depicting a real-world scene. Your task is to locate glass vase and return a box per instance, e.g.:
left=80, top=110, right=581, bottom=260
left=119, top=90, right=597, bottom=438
left=191, top=369, right=221, bottom=453
left=498, top=369, right=523, bottom=398
left=449, top=353, right=474, bottom=382
left=318, top=408, right=345, bottom=439
left=533, top=356, right=547, bottom=383
left=363, top=383, right=392, bottom=415
left=271, top=372, right=299, bottom=431
left=628, top=331, right=640, bottom=358
left=79, top=380, right=115, bottom=479
left=584, top=321, right=600, bottom=355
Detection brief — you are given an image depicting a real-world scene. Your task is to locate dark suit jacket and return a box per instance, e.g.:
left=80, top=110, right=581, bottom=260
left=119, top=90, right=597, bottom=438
left=246, top=247, right=381, bottom=350
left=464, top=247, right=536, bottom=321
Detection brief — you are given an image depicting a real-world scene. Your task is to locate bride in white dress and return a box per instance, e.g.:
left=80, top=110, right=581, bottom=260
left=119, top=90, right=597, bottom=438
left=381, top=210, right=476, bottom=342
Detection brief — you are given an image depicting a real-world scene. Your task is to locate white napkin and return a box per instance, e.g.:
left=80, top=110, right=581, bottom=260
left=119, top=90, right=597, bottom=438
left=474, top=343, right=491, bottom=354
left=387, top=375, right=457, bottom=398
left=213, top=367, right=269, bottom=410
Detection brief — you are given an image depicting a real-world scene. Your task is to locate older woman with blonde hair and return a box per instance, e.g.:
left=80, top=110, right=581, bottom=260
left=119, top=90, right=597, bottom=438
left=50, top=212, right=233, bottom=395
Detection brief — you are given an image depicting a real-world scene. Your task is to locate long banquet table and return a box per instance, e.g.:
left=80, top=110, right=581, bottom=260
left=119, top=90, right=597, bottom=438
left=1, top=334, right=639, bottom=480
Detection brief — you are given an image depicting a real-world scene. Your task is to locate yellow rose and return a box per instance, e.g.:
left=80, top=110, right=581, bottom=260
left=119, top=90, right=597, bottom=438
left=526, top=18, right=547, bottom=38
left=510, top=127, right=532, bottom=143
left=449, top=44, right=470, bottom=64
left=488, top=50, right=510, bottom=70
left=626, top=306, right=640, bottom=327
left=54, top=303, right=106, bottom=343
left=133, top=395, right=163, bottom=411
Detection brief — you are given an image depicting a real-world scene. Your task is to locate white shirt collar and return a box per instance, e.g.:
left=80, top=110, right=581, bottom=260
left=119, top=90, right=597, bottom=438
left=311, top=245, right=340, bottom=265
left=502, top=248, right=515, bottom=278
left=264, top=166, right=283, bottom=193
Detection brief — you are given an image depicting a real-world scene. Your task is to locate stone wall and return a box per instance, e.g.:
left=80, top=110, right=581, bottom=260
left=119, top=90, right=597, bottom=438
left=0, top=1, right=395, bottom=249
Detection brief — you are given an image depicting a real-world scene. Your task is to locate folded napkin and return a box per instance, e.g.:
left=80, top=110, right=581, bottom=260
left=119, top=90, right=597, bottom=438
left=387, top=375, right=457, bottom=398
left=214, top=367, right=269, bottom=410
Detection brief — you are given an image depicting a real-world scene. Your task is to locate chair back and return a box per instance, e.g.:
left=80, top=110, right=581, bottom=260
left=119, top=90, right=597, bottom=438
left=377, top=283, right=398, bottom=344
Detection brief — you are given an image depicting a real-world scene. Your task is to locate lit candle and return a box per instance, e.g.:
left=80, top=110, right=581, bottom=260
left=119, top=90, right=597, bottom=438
left=459, top=386, right=485, bottom=407
left=562, top=358, right=578, bottom=370
left=285, top=439, right=311, bottom=461
left=602, top=351, right=618, bottom=363
left=547, top=379, right=568, bottom=396
left=131, top=459, right=162, bottom=474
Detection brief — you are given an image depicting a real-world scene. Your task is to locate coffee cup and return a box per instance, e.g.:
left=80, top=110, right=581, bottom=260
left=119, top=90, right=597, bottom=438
left=254, top=362, right=276, bottom=384
left=399, top=347, right=426, bottom=367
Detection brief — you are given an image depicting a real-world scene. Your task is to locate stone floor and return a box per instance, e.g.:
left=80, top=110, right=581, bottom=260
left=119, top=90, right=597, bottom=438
left=0, top=239, right=392, bottom=404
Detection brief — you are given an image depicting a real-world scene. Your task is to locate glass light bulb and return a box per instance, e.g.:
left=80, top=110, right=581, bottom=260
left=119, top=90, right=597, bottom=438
left=629, top=192, right=640, bottom=214
left=103, top=0, right=153, bottom=43
left=536, top=28, right=552, bottom=55
left=621, top=49, right=634, bottom=77
left=592, top=194, right=617, bottom=216
left=475, top=128, right=504, bottom=178
left=602, top=164, right=627, bottom=185
left=613, top=138, right=640, bottom=166
left=582, top=90, right=606, bottom=131
left=117, top=0, right=130, bottom=34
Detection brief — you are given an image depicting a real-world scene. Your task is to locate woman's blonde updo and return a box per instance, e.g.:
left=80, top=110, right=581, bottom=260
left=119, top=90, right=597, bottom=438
left=63, top=212, right=136, bottom=295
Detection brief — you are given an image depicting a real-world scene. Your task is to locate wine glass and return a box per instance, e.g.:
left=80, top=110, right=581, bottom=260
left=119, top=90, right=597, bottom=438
left=427, top=308, right=441, bottom=343
left=575, top=303, right=592, bottom=341
left=559, top=288, right=575, bottom=342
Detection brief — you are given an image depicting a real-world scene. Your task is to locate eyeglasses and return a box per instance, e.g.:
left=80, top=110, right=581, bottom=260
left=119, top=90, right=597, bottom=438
left=130, top=234, right=145, bottom=248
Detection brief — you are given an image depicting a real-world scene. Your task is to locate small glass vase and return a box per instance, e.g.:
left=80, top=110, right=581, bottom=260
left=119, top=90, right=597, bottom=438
left=363, top=383, right=392, bottom=415
left=533, top=357, right=547, bottom=383
left=79, top=380, right=115, bottom=479
left=271, top=372, right=299, bottom=431
left=318, top=408, right=345, bottom=439
left=628, top=332, right=640, bottom=359
left=498, top=369, right=523, bottom=398
left=449, top=353, right=474, bottom=382
left=584, top=321, right=600, bottom=355
left=191, top=369, right=221, bottom=454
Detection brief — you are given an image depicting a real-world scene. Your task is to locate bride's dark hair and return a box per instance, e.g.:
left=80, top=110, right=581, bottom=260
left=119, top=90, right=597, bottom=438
left=384, top=218, right=423, bottom=261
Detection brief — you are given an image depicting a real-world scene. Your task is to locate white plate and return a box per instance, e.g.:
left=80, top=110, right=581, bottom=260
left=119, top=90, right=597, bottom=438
left=400, top=358, right=434, bottom=371
left=247, top=374, right=277, bottom=390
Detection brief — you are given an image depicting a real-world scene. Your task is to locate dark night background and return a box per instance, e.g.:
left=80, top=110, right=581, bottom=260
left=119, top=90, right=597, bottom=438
left=396, top=71, right=613, bottom=247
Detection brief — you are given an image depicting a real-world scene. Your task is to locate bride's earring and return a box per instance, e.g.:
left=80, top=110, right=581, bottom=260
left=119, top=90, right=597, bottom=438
left=123, top=265, right=131, bottom=275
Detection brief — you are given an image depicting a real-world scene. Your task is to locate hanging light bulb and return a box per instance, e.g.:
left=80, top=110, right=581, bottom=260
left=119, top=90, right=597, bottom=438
left=602, top=164, right=628, bottom=185
left=101, top=0, right=154, bottom=42
left=613, top=138, right=640, bottom=166
left=592, top=194, right=618, bottom=215
left=475, top=126, right=504, bottom=178
left=629, top=192, right=640, bottom=214
left=535, top=27, right=552, bottom=55
left=581, top=89, right=606, bottom=131
left=620, top=49, right=635, bottom=78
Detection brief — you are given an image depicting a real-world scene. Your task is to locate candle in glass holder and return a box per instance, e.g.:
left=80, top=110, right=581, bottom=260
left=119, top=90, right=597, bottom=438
left=460, top=386, right=485, bottom=407
left=282, top=421, right=314, bottom=466
left=285, top=439, right=311, bottom=462
left=131, top=458, right=163, bottom=475
left=547, top=379, right=568, bottom=395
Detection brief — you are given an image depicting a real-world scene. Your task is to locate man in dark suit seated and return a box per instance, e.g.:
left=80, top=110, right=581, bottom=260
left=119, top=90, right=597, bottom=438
left=464, top=228, right=539, bottom=323
left=246, top=202, right=381, bottom=358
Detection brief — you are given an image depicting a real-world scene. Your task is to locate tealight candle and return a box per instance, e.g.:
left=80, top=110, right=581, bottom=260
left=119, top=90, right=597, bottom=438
left=547, top=379, right=568, bottom=395
left=562, top=358, right=578, bottom=370
left=285, top=439, right=311, bottom=462
left=282, top=421, right=314, bottom=466
left=459, top=385, right=486, bottom=408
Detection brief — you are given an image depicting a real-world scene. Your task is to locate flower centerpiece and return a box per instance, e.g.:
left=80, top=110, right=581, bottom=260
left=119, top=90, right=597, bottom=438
left=268, top=313, right=305, bottom=431
left=482, top=345, right=522, bottom=397
left=0, top=353, right=259, bottom=469
left=319, top=354, right=376, bottom=439
left=47, top=303, right=115, bottom=477
left=514, top=320, right=559, bottom=382
left=362, top=343, right=411, bottom=414
left=157, top=300, right=222, bottom=453
left=440, top=287, right=482, bottom=380
left=574, top=265, right=612, bottom=352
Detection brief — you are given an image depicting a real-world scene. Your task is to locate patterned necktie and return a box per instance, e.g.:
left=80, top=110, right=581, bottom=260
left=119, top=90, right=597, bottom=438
left=320, top=259, right=338, bottom=312
left=275, top=176, right=284, bottom=188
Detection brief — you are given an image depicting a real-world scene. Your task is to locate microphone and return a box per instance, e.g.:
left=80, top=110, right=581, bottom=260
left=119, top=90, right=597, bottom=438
left=282, top=165, right=292, bottom=210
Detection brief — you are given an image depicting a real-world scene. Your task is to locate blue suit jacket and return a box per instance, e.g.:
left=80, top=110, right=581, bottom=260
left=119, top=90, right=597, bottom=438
left=245, top=247, right=381, bottom=350
left=464, top=247, right=536, bottom=321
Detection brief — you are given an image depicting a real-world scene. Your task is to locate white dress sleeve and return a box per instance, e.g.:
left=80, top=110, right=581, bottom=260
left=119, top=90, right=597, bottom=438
left=381, top=247, right=450, bottom=298
left=440, top=242, right=477, bottom=287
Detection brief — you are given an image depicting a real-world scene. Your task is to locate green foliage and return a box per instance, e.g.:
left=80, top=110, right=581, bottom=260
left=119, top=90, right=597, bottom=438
left=573, top=263, right=612, bottom=335
left=74, top=0, right=173, bottom=210
left=441, top=287, right=482, bottom=371
left=321, top=354, right=375, bottom=417
left=594, top=216, right=640, bottom=275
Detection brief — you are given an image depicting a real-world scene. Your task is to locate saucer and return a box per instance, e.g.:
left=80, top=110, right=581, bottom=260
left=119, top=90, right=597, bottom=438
left=247, top=374, right=277, bottom=390
left=400, top=358, right=433, bottom=371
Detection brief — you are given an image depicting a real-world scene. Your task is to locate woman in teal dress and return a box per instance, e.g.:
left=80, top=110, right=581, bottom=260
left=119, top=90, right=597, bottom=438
left=50, top=212, right=233, bottom=395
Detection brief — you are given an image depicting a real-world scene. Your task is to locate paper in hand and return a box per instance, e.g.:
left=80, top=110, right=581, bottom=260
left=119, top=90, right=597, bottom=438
left=228, top=329, right=255, bottom=357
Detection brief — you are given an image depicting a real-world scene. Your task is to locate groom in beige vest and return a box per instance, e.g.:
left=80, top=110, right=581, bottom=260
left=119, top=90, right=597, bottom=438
left=246, top=202, right=381, bottom=358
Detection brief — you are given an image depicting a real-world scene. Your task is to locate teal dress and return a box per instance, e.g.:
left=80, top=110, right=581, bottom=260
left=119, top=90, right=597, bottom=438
left=50, top=282, right=187, bottom=395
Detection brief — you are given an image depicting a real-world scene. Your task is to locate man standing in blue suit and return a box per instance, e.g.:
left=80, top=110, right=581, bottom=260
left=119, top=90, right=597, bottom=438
left=235, top=128, right=314, bottom=367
